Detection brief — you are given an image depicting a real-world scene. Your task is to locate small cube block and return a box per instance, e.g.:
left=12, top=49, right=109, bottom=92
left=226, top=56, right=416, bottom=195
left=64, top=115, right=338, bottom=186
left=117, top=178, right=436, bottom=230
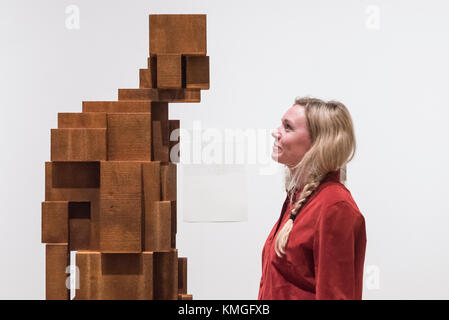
left=157, top=54, right=182, bottom=89
left=161, top=162, right=177, bottom=201
left=152, top=120, right=170, bottom=162
left=144, top=201, right=172, bottom=251
left=154, top=249, right=178, bottom=300
left=178, top=257, right=188, bottom=294
left=46, top=244, right=69, bottom=300
left=139, top=69, right=152, bottom=88
left=185, top=55, right=210, bottom=89
left=42, top=201, right=68, bottom=243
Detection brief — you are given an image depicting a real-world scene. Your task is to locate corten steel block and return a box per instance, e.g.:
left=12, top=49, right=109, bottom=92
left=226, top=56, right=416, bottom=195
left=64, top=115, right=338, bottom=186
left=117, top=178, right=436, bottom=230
left=69, top=202, right=91, bottom=250
left=144, top=201, right=171, bottom=251
left=46, top=244, right=69, bottom=300
left=178, top=257, right=188, bottom=294
left=158, top=88, right=201, bottom=102
left=157, top=54, right=182, bottom=89
left=107, top=113, right=152, bottom=161
left=118, top=88, right=159, bottom=101
left=152, top=120, right=170, bottom=162
left=142, top=161, right=161, bottom=251
left=45, top=13, right=207, bottom=300
left=75, top=251, right=101, bottom=300
left=185, top=55, right=210, bottom=89
left=82, top=101, right=152, bottom=113
left=154, top=249, right=178, bottom=300
left=100, top=161, right=142, bottom=200
left=161, top=162, right=177, bottom=201
left=140, top=55, right=159, bottom=88
left=42, top=201, right=68, bottom=243
left=139, top=69, right=152, bottom=88
left=151, top=101, right=168, bottom=121
left=51, top=162, right=100, bottom=189
left=118, top=88, right=201, bottom=103
left=147, top=56, right=157, bottom=88
left=169, top=120, right=180, bottom=163
left=75, top=251, right=154, bottom=300
left=45, top=162, right=101, bottom=250
left=171, top=201, right=177, bottom=248
left=142, top=161, right=161, bottom=203
left=58, top=113, right=107, bottom=128
left=51, top=129, right=107, bottom=161
left=101, top=252, right=154, bottom=300
left=100, top=161, right=142, bottom=252
left=150, top=14, right=206, bottom=55
left=178, top=294, right=193, bottom=300
left=100, top=199, right=142, bottom=252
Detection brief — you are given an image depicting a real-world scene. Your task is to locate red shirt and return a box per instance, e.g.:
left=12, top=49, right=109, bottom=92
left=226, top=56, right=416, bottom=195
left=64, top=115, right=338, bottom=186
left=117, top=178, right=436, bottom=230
left=258, top=170, right=367, bottom=300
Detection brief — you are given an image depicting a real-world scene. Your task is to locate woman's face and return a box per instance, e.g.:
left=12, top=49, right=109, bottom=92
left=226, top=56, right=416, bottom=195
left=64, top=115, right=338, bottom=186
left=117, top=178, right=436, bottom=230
left=271, top=104, right=312, bottom=167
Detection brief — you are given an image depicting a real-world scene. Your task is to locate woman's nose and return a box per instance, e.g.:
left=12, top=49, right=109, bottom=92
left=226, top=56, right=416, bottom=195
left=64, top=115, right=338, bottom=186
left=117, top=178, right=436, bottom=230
left=271, top=128, right=280, bottom=140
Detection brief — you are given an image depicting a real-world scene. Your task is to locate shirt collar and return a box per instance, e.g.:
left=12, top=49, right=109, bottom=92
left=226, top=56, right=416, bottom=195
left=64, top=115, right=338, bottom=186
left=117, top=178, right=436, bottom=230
left=289, top=169, right=341, bottom=201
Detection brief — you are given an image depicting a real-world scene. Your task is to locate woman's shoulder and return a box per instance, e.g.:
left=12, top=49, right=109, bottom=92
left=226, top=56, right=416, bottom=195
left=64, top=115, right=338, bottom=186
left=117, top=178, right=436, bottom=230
left=313, top=181, right=362, bottom=217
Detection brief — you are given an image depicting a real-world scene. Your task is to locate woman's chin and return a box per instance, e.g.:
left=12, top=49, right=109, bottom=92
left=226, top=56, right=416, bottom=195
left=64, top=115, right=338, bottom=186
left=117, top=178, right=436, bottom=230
left=271, top=151, right=282, bottom=163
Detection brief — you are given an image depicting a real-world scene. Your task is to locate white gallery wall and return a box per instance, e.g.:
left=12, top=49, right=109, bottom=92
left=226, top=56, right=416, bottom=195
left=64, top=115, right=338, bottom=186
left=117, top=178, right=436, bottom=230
left=1, top=0, right=449, bottom=299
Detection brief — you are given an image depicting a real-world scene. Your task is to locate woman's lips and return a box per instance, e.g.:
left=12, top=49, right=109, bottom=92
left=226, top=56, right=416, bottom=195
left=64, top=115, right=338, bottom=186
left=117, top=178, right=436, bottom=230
left=273, top=144, right=282, bottom=151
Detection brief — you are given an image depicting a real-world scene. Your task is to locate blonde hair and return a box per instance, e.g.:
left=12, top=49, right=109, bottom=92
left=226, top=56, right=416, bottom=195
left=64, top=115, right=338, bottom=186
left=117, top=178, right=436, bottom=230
left=275, top=96, right=356, bottom=257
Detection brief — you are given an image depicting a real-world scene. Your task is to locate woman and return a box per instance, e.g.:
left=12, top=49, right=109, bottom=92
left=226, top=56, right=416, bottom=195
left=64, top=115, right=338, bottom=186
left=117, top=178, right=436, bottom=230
left=258, top=97, right=367, bottom=300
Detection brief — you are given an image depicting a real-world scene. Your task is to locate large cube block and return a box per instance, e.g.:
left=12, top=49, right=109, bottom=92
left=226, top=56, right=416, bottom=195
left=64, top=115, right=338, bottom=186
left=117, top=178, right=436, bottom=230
left=150, top=14, right=206, bottom=55
left=100, top=161, right=142, bottom=200
left=107, top=113, right=152, bottom=161
left=99, top=199, right=142, bottom=252
left=100, top=162, right=142, bottom=252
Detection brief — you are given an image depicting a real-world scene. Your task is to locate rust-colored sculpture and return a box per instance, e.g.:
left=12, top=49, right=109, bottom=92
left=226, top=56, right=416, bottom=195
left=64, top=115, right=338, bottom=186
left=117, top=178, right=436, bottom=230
left=42, top=14, right=209, bottom=300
